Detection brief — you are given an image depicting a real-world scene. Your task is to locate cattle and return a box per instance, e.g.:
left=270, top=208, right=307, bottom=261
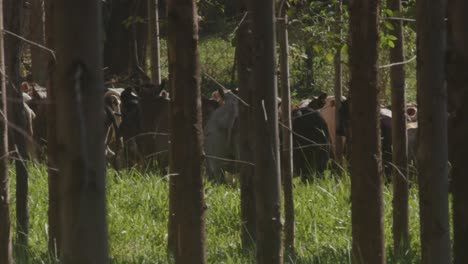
left=104, top=88, right=125, bottom=165
left=305, top=94, right=347, bottom=160
left=22, top=82, right=48, bottom=160
left=204, top=89, right=240, bottom=183
left=337, top=99, right=418, bottom=179
left=291, top=106, right=331, bottom=181
left=119, top=84, right=220, bottom=170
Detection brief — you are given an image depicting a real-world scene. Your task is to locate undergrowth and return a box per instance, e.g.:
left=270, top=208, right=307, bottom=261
left=9, top=163, right=423, bottom=263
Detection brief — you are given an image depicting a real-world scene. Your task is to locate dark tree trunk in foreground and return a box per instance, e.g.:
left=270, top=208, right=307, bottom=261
left=54, top=1, right=109, bottom=262
left=148, top=0, right=161, bottom=87
left=416, top=0, right=451, bottom=263
left=4, top=0, right=30, bottom=260
left=250, top=0, right=283, bottom=262
left=388, top=0, right=409, bottom=255
left=167, top=0, right=207, bottom=262
left=45, top=0, right=60, bottom=257
left=349, top=0, right=386, bottom=263
left=236, top=0, right=256, bottom=248
left=0, top=0, right=12, bottom=262
left=448, top=2, right=468, bottom=263
left=278, top=0, right=294, bottom=254
left=29, top=0, right=47, bottom=86
left=104, top=0, right=147, bottom=78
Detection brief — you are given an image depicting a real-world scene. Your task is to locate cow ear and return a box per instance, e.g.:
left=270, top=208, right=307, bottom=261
left=21, top=82, right=30, bottom=93
left=407, top=107, right=417, bottom=118
left=318, top=92, right=327, bottom=103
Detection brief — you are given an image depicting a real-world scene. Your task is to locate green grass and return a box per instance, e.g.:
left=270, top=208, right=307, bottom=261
left=9, top=163, right=423, bottom=263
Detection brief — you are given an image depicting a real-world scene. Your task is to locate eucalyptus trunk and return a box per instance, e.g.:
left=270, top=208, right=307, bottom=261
left=235, top=0, right=256, bottom=248
left=388, top=0, right=409, bottom=256
left=416, top=0, right=451, bottom=262
left=278, top=0, right=294, bottom=254
left=447, top=1, right=468, bottom=263
left=45, top=0, right=60, bottom=257
left=54, top=0, right=109, bottom=262
left=0, top=0, right=12, bottom=261
left=349, top=0, right=386, bottom=262
left=167, top=0, right=207, bottom=262
left=250, top=0, right=283, bottom=262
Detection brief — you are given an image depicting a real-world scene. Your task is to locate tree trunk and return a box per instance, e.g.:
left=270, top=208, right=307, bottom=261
left=29, top=0, right=47, bottom=86
left=334, top=0, right=344, bottom=164
left=4, top=0, right=30, bottom=261
left=388, top=0, right=409, bottom=256
left=235, top=0, right=256, bottom=248
left=0, top=0, right=13, bottom=262
left=54, top=1, right=109, bottom=262
left=278, top=0, right=294, bottom=254
left=167, top=0, right=207, bottom=262
left=104, top=0, right=147, bottom=78
left=45, top=0, right=60, bottom=257
left=416, top=0, right=451, bottom=263
left=349, top=0, right=386, bottom=263
left=447, top=1, right=468, bottom=264
left=148, top=0, right=161, bottom=87
left=250, top=0, right=283, bottom=262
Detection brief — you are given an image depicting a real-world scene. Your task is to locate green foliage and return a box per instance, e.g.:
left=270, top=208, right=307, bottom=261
left=10, top=163, right=426, bottom=263
left=122, top=16, right=145, bottom=29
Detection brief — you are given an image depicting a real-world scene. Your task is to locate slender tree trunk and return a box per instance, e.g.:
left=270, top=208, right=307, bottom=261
left=334, top=0, right=343, bottom=164
left=447, top=2, right=468, bottom=263
left=349, top=0, right=386, bottom=263
left=148, top=0, right=161, bottom=87
left=45, top=0, right=60, bottom=257
left=54, top=1, right=109, bottom=262
left=416, top=0, right=451, bottom=263
left=167, top=0, right=207, bottom=262
left=235, top=1, right=256, bottom=248
left=4, top=0, right=30, bottom=261
left=278, top=0, right=294, bottom=254
left=0, top=0, right=13, bottom=262
left=389, top=0, right=409, bottom=256
left=250, top=0, right=283, bottom=263
left=29, top=0, right=47, bottom=86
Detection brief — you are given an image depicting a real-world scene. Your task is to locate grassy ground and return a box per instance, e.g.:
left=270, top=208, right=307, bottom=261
left=10, top=163, right=423, bottom=263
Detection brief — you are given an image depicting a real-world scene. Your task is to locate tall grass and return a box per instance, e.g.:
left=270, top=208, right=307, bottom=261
left=9, top=163, right=422, bottom=263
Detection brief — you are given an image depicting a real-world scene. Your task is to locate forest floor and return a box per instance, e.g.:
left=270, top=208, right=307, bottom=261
left=11, top=163, right=425, bottom=263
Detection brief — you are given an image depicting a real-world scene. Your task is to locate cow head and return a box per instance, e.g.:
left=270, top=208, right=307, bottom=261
left=308, top=92, right=328, bottom=110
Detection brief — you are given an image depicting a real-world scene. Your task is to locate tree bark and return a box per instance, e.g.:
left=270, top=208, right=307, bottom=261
left=278, top=0, right=294, bottom=254
left=250, top=0, right=283, bottom=262
left=416, top=0, right=451, bottom=263
left=4, top=0, right=30, bottom=261
left=334, top=0, right=344, bottom=164
left=388, top=0, right=409, bottom=256
left=167, top=0, right=207, bottom=262
left=45, top=0, right=60, bottom=257
left=0, top=0, right=13, bottom=262
left=29, top=0, right=47, bottom=86
left=148, top=0, right=161, bottom=87
left=446, top=1, right=468, bottom=263
left=235, top=0, right=256, bottom=248
left=104, top=0, right=147, bottom=78
left=349, top=0, right=386, bottom=263
left=54, top=1, right=109, bottom=262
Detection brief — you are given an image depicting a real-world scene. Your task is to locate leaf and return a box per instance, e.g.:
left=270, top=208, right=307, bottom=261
left=385, top=9, right=394, bottom=17
left=326, top=53, right=334, bottom=63
left=384, top=21, right=394, bottom=30
left=341, top=44, right=348, bottom=55
left=387, top=40, right=395, bottom=48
